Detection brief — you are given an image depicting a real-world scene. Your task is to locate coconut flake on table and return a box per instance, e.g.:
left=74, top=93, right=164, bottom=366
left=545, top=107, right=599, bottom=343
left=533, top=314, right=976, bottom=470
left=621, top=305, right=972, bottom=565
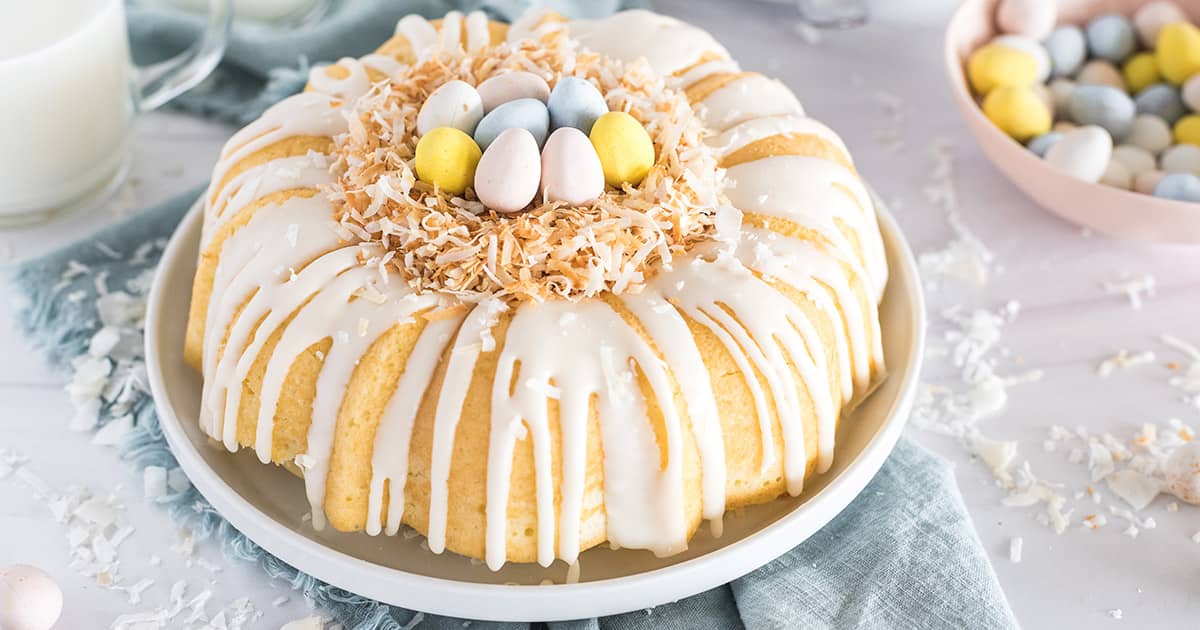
left=1161, top=334, right=1200, bottom=408
left=280, top=616, right=329, bottom=630
left=1101, top=274, right=1156, bottom=310
left=1096, top=349, right=1156, bottom=376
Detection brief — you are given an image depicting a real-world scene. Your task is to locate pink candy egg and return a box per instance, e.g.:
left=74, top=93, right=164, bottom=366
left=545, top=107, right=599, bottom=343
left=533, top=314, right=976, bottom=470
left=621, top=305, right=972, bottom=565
left=540, top=127, right=605, bottom=205
left=476, top=71, right=551, bottom=113
left=0, top=564, right=63, bottom=630
left=996, top=0, right=1056, bottom=40
left=1134, top=1, right=1189, bottom=47
left=475, top=128, right=541, bottom=213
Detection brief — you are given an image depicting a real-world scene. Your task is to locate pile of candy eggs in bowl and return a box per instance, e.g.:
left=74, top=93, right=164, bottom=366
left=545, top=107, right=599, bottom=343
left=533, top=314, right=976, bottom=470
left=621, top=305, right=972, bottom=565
left=412, top=71, right=655, bottom=213
left=967, top=0, right=1200, bottom=202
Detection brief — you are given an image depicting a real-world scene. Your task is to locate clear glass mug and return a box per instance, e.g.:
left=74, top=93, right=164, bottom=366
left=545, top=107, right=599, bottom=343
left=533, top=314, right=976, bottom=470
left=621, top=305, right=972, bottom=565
left=0, top=0, right=232, bottom=228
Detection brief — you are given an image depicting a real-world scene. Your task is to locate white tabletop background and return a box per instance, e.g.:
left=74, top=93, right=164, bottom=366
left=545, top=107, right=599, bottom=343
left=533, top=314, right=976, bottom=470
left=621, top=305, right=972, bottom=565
left=2, top=1, right=1198, bottom=627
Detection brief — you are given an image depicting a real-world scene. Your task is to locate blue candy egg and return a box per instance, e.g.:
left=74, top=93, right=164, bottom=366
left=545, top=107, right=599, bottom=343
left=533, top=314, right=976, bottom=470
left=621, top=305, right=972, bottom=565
left=547, top=77, right=609, bottom=134
left=1134, top=83, right=1186, bottom=124
left=1152, top=172, right=1200, bottom=201
left=1068, top=85, right=1135, bottom=138
left=1026, top=132, right=1063, bottom=157
left=1086, top=14, right=1137, bottom=63
left=473, top=98, right=550, bottom=151
left=1044, top=25, right=1086, bottom=78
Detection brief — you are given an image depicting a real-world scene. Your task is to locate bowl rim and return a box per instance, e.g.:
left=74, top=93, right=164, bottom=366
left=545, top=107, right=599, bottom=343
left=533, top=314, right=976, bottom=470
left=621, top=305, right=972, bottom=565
left=144, top=196, right=927, bottom=622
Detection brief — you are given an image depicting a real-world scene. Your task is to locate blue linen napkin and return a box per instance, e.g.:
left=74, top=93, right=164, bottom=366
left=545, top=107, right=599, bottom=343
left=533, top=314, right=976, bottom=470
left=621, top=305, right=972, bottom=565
left=5, top=3, right=1020, bottom=628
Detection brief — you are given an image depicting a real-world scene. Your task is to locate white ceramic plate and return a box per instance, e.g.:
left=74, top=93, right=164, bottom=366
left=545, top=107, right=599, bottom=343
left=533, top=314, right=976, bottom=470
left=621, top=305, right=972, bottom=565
left=145, top=197, right=926, bottom=622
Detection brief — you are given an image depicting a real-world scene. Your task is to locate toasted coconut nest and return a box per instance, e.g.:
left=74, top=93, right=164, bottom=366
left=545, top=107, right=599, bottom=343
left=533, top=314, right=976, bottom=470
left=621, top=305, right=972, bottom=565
left=328, top=31, right=724, bottom=303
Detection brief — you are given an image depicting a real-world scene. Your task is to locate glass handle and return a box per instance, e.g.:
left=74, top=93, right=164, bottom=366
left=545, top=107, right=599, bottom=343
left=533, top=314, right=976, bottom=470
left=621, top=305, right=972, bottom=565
left=135, top=0, right=233, bottom=112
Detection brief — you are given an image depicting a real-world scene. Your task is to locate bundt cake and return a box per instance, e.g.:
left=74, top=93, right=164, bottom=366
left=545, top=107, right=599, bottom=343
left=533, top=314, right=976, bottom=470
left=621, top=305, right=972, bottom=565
left=185, top=8, right=888, bottom=571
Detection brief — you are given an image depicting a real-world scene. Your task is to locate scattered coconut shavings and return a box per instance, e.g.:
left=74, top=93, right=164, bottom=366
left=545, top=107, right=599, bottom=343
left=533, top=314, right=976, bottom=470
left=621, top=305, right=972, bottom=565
left=281, top=616, right=328, bottom=630
left=917, top=141, right=995, bottom=289
left=1102, top=274, right=1156, bottom=310
left=1008, top=537, right=1023, bottom=563
left=1096, top=350, right=1156, bottom=377
left=1108, top=608, right=1124, bottom=620
left=1161, top=335, right=1200, bottom=409
left=1192, top=530, right=1200, bottom=544
left=1105, top=470, right=1162, bottom=511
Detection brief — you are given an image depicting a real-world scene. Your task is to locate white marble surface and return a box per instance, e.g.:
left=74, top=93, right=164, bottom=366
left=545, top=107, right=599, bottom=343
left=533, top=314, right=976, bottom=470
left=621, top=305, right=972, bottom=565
left=1, top=1, right=1198, bottom=627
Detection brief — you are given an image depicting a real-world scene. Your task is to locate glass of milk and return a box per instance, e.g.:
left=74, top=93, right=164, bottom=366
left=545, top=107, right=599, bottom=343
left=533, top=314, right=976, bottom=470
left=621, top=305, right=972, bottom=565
left=0, top=0, right=232, bottom=227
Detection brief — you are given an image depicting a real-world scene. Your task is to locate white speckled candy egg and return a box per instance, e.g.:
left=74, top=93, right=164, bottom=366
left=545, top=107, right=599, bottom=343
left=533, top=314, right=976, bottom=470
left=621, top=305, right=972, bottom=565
left=1026, top=132, right=1062, bottom=157
left=1112, top=144, right=1157, bottom=176
left=1134, top=169, right=1167, bottom=193
left=476, top=71, right=551, bottom=113
left=1048, top=78, right=1076, bottom=117
left=1125, top=114, right=1173, bottom=154
left=1086, top=14, right=1137, bottom=63
left=548, top=76, right=609, bottom=133
left=1181, top=74, right=1200, bottom=112
left=1164, top=442, right=1200, bottom=504
left=1159, top=143, right=1200, bottom=172
left=1044, top=25, right=1087, bottom=78
left=1068, top=85, right=1135, bottom=138
left=1100, top=159, right=1133, bottom=188
left=995, top=34, right=1051, bottom=82
left=996, top=0, right=1056, bottom=40
left=1076, top=59, right=1126, bottom=91
left=540, top=127, right=605, bottom=205
left=1044, top=125, right=1113, bottom=182
left=0, top=565, right=63, bottom=630
left=473, top=98, right=550, bottom=150
left=1135, top=83, right=1187, bottom=123
left=1154, top=171, right=1200, bottom=200
left=474, top=128, right=541, bottom=213
left=417, top=80, right=484, bottom=137
left=1134, top=1, right=1188, bottom=47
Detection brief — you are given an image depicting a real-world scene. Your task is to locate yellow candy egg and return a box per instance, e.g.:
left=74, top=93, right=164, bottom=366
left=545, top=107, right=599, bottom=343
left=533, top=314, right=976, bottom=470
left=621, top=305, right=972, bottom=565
left=414, top=127, right=482, bottom=195
left=1173, top=114, right=1200, bottom=146
left=966, top=42, right=1039, bottom=95
left=1156, top=22, right=1200, bottom=84
left=1123, top=52, right=1162, bottom=93
left=589, top=111, right=655, bottom=187
left=983, top=85, right=1052, bottom=141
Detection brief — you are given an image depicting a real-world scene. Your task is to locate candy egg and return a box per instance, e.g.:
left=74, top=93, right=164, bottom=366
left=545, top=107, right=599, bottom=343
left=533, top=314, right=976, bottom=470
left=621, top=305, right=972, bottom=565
left=548, top=76, right=610, bottom=133
left=983, top=85, right=1052, bottom=140
left=474, top=128, right=541, bottom=213
left=1044, top=125, right=1113, bottom=182
left=1068, top=85, right=1135, bottom=138
left=1086, top=14, right=1137, bottom=63
left=1026, top=132, right=1062, bottom=157
left=0, top=565, right=63, bottom=630
left=1126, top=114, right=1173, bottom=153
left=1123, top=53, right=1162, bottom=94
left=1100, top=159, right=1133, bottom=189
left=1044, top=25, right=1087, bottom=78
left=1134, top=1, right=1188, bottom=47
left=996, top=0, right=1056, bottom=40
left=1156, top=22, right=1200, bottom=84
left=1164, top=442, right=1200, bottom=504
left=1182, top=74, right=1200, bottom=111
left=1175, top=114, right=1200, bottom=146
left=1134, top=169, right=1167, bottom=193
left=541, top=127, right=605, bottom=205
left=590, top=111, right=655, bottom=187
left=967, top=43, right=1039, bottom=94
left=473, top=98, right=550, bottom=151
left=1153, top=171, right=1200, bottom=200
left=1112, top=144, right=1157, bottom=176
left=1048, top=78, right=1076, bottom=117
left=417, top=80, right=484, bottom=137
left=994, top=35, right=1051, bottom=82
left=1159, top=143, right=1200, bottom=172
left=1134, top=83, right=1186, bottom=122
left=476, top=71, right=551, bottom=113
left=1053, top=121, right=1078, bottom=134
left=414, top=127, right=482, bottom=195
left=1075, top=59, right=1126, bottom=91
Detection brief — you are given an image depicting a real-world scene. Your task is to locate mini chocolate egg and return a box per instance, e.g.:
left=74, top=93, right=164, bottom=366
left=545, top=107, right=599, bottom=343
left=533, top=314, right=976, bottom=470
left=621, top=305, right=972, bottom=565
left=541, top=127, right=605, bottom=205
left=1159, top=143, right=1200, bottom=172
left=1086, top=14, right=1137, bottom=63
left=1112, top=144, right=1157, bottom=176
left=1044, top=25, right=1087, bottom=78
left=1164, top=442, right=1200, bottom=504
left=1134, top=83, right=1186, bottom=122
left=548, top=76, right=609, bottom=133
left=1175, top=114, right=1200, bottom=145
left=1100, top=159, right=1133, bottom=189
left=983, top=85, right=1052, bottom=140
left=996, top=0, right=1056, bottom=40
left=1123, top=53, right=1162, bottom=94
left=995, top=35, right=1051, bottom=82
left=1134, top=169, right=1167, bottom=193
left=1075, top=59, right=1126, bottom=91
left=1048, top=78, right=1076, bottom=117
left=1153, top=171, right=1200, bottom=200
left=1126, top=114, right=1173, bottom=154
left=476, top=71, right=551, bottom=113
left=474, top=128, right=541, bottom=213
left=417, top=80, right=484, bottom=137
left=1134, top=1, right=1188, bottom=47
left=1182, top=74, right=1200, bottom=111
left=473, top=98, right=550, bottom=150
left=1044, top=125, right=1113, bottom=182
left=967, top=43, right=1039, bottom=95
left=1068, top=85, right=1135, bottom=138
left=414, top=126, right=482, bottom=195
left=1026, top=132, right=1062, bottom=157
left=1156, top=22, right=1200, bottom=84
left=0, top=565, right=63, bottom=630
left=590, top=111, right=655, bottom=187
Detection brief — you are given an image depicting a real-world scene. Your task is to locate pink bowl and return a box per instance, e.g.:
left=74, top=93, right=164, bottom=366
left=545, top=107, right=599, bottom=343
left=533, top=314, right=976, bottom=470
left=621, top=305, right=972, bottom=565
left=946, top=0, right=1200, bottom=243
